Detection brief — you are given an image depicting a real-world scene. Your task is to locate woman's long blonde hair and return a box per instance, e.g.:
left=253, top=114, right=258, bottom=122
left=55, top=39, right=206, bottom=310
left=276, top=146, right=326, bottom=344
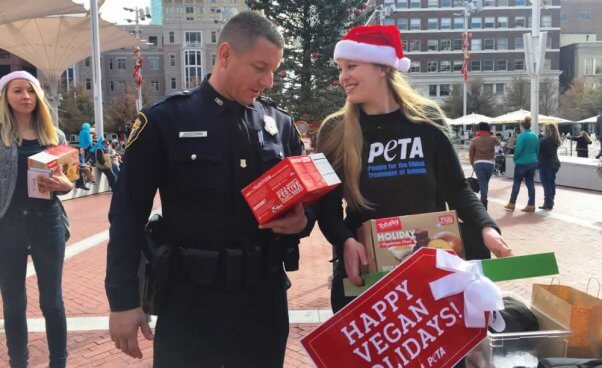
left=543, top=123, right=561, bottom=146
left=0, top=79, right=58, bottom=147
left=317, top=68, right=447, bottom=211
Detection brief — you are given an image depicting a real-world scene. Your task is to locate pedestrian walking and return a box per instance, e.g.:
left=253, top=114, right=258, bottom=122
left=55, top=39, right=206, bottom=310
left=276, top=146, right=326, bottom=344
left=0, top=71, right=72, bottom=368
left=569, top=131, right=593, bottom=158
left=316, top=25, right=512, bottom=318
left=469, top=122, right=500, bottom=209
left=538, top=123, right=561, bottom=210
left=105, top=11, right=313, bottom=368
left=504, top=116, right=539, bottom=212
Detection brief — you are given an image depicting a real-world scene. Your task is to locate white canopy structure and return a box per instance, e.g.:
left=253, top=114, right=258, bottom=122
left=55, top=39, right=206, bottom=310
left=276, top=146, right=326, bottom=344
left=576, top=115, right=600, bottom=124
left=449, top=113, right=494, bottom=126
left=0, top=0, right=85, bottom=25
left=491, top=109, right=571, bottom=125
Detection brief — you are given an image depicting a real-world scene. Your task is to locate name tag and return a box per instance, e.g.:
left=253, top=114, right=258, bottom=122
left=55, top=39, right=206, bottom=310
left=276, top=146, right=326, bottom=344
left=179, top=131, right=207, bottom=138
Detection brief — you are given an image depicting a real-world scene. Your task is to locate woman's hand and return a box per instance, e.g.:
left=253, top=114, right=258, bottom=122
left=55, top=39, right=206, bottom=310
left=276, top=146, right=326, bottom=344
left=482, top=227, right=513, bottom=258
left=37, top=167, right=73, bottom=193
left=342, top=237, right=368, bottom=286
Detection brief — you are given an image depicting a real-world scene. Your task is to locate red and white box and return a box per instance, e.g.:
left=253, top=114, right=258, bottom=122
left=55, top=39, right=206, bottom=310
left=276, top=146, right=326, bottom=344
left=242, top=153, right=340, bottom=225
left=28, top=144, right=79, bottom=182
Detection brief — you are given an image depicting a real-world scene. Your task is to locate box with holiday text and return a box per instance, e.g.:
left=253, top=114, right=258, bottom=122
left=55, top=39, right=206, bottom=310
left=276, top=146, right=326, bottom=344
left=242, top=153, right=340, bottom=225
left=358, top=210, right=464, bottom=273
left=28, top=144, right=79, bottom=182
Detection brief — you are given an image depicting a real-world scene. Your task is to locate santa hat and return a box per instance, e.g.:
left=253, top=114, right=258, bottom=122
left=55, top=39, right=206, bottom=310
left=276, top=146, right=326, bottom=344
left=0, top=71, right=44, bottom=97
left=334, top=25, right=411, bottom=73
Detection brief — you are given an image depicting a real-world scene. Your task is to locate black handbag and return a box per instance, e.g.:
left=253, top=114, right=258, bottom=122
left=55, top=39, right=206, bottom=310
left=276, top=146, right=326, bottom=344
left=537, top=358, right=602, bottom=368
left=467, top=171, right=480, bottom=193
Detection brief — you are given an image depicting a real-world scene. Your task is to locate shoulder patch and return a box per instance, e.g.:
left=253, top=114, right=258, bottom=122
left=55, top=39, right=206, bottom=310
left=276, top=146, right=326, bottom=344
left=126, top=113, right=148, bottom=148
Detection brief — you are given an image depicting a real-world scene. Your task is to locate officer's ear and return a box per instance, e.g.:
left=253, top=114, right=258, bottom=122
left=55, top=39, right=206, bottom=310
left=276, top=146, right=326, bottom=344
left=216, top=42, right=233, bottom=69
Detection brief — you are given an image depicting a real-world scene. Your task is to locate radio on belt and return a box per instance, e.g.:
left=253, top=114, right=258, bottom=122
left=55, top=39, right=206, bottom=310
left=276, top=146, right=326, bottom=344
left=242, top=153, right=340, bottom=225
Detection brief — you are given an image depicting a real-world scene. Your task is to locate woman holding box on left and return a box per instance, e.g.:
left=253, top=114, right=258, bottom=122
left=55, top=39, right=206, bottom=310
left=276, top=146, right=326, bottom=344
left=0, top=71, right=72, bottom=368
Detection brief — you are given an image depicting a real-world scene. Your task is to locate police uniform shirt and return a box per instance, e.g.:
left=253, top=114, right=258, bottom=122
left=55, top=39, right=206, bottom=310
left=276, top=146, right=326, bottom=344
left=105, top=78, right=306, bottom=311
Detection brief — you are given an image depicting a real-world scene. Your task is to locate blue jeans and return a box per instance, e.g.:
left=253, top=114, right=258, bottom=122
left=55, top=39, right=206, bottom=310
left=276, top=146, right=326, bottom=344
left=474, top=162, right=495, bottom=206
left=539, top=164, right=559, bottom=208
left=509, top=163, right=538, bottom=206
left=0, top=203, right=67, bottom=368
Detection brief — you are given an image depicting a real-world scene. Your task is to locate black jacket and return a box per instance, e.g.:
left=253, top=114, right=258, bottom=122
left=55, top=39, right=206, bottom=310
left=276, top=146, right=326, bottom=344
left=538, top=137, right=560, bottom=169
left=105, top=78, right=313, bottom=311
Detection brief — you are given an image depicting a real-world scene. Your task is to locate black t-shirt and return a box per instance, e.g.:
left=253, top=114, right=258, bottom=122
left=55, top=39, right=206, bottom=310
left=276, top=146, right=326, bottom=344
left=318, top=109, right=497, bottom=254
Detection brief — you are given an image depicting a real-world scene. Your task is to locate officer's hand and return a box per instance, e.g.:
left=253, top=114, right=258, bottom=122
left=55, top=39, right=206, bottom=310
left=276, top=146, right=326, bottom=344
left=343, top=237, right=368, bottom=287
left=109, top=308, right=154, bottom=359
left=259, top=202, right=307, bottom=234
left=482, top=227, right=513, bottom=258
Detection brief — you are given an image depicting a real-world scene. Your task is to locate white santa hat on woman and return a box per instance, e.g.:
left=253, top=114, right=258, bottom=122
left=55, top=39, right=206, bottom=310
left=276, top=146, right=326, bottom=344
left=334, top=25, right=411, bottom=73
left=0, top=70, right=44, bottom=97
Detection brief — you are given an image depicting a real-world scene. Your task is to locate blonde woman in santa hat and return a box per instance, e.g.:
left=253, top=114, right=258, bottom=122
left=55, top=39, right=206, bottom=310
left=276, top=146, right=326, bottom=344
left=0, top=71, right=71, bottom=368
left=317, top=25, right=513, bottom=313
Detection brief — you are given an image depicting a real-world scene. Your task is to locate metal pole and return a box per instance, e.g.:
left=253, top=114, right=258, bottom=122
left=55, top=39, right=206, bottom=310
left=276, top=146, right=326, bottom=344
left=530, top=0, right=541, bottom=134
left=90, top=0, right=104, bottom=138
left=135, top=7, right=143, bottom=111
left=463, top=8, right=469, bottom=117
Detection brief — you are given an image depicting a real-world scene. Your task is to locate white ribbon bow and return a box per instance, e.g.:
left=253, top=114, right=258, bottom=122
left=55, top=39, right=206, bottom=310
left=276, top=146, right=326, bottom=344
left=429, top=250, right=505, bottom=332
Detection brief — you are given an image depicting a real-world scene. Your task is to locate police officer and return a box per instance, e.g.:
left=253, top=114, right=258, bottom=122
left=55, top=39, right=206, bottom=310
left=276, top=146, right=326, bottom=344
left=105, top=11, right=313, bottom=367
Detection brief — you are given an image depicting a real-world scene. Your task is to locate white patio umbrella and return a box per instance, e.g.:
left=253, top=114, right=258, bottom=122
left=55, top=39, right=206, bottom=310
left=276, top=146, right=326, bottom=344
left=491, top=109, right=571, bottom=125
left=576, top=115, right=600, bottom=123
left=449, top=113, right=493, bottom=126
left=0, top=0, right=85, bottom=25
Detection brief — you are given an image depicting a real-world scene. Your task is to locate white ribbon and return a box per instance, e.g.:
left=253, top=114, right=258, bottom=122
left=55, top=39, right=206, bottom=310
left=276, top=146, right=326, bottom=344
left=429, top=250, right=505, bottom=332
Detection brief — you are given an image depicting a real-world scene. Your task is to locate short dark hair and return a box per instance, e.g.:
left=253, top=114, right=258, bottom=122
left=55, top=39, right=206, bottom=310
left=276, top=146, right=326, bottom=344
left=218, top=11, right=284, bottom=53
left=521, top=116, right=532, bottom=129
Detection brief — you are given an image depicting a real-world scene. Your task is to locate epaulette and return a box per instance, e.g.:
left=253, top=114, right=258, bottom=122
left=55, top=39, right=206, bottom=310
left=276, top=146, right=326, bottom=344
left=257, top=95, right=292, bottom=117
left=146, top=88, right=196, bottom=110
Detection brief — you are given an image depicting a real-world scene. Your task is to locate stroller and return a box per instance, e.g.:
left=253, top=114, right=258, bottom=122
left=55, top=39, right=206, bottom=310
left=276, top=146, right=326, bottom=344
left=494, top=145, right=506, bottom=176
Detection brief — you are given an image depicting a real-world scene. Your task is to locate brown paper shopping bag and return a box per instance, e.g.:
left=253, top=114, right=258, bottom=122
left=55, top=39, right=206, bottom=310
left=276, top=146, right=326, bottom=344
left=532, top=281, right=602, bottom=358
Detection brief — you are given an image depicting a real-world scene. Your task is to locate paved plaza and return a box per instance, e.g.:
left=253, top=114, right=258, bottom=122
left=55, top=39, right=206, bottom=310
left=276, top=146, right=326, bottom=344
left=1, top=152, right=601, bottom=367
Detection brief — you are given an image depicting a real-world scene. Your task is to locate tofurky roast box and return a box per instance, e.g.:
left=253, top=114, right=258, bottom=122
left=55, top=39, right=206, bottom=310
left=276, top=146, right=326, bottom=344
left=358, top=210, right=463, bottom=273
left=28, top=144, right=79, bottom=182
left=242, top=153, right=341, bottom=225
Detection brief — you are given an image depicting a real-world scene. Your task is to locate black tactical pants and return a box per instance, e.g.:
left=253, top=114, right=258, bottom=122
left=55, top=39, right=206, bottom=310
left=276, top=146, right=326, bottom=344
left=153, top=269, right=289, bottom=368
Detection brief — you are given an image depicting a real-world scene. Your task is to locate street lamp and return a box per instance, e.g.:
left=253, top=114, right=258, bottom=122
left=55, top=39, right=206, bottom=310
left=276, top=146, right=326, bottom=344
left=123, top=6, right=151, bottom=112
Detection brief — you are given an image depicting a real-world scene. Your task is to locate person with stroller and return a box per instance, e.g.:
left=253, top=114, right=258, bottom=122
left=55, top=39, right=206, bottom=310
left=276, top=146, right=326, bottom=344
left=469, top=122, right=500, bottom=210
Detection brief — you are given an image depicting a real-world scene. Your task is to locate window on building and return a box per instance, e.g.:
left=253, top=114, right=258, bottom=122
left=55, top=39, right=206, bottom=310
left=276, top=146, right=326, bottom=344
left=497, top=16, right=508, bottom=28
left=149, top=57, right=160, bottom=70
left=515, top=37, right=524, bottom=49
left=85, top=78, right=91, bottom=89
left=484, top=16, right=495, bottom=28
left=495, top=83, right=505, bottom=95
left=117, top=57, right=126, bottom=70
left=441, top=0, right=451, bottom=6
left=169, top=31, right=175, bottom=43
left=410, top=40, right=421, bottom=51
left=497, top=59, right=507, bottom=70
left=427, top=61, right=439, bottom=72
left=438, top=17, right=451, bottom=30
left=440, top=61, right=451, bottom=72
left=497, top=37, right=508, bottom=50
left=427, top=40, right=439, bottom=51
left=429, top=85, right=438, bottom=96
left=453, top=60, right=464, bottom=71
left=184, top=49, right=203, bottom=87
left=402, top=40, right=408, bottom=51
left=440, top=39, right=452, bottom=51
left=211, top=53, right=216, bottom=66
left=528, top=16, right=532, bottom=27
left=428, top=0, right=438, bottom=7
left=470, top=60, right=481, bottom=71
left=483, top=83, right=493, bottom=94
left=85, top=57, right=91, bottom=67
left=410, top=0, right=420, bottom=8
left=547, top=36, right=553, bottom=49
left=541, top=15, right=552, bottom=27
left=397, top=18, right=408, bottom=30
left=428, top=18, right=438, bottom=29
left=515, top=0, right=526, bottom=5
left=151, top=80, right=160, bottom=92
left=453, top=39, right=463, bottom=50
left=211, top=31, right=218, bottom=43
left=454, top=17, right=464, bottom=29
left=118, top=81, right=126, bottom=90
left=453, top=0, right=464, bottom=6
left=484, top=0, right=495, bottom=6
left=580, top=11, right=591, bottom=21
left=440, top=84, right=451, bottom=96
left=471, top=38, right=482, bottom=50
left=483, top=38, right=495, bottom=50
left=544, top=58, right=552, bottom=70
left=498, top=0, right=508, bottom=5
left=197, top=6, right=204, bottom=13
left=109, top=81, right=114, bottom=92
left=514, top=59, right=525, bottom=70
left=385, top=18, right=396, bottom=26
left=410, top=61, right=421, bottom=72
left=471, top=17, right=482, bottom=29
left=397, top=0, right=408, bottom=7
left=185, top=31, right=202, bottom=47
left=515, top=15, right=526, bottom=27
left=483, top=60, right=494, bottom=71
left=170, top=54, right=176, bottom=67
left=560, top=12, right=568, bottom=22
left=109, top=58, right=113, bottom=70
left=148, top=36, right=158, bottom=47
left=410, top=19, right=421, bottom=30
left=186, top=6, right=193, bottom=13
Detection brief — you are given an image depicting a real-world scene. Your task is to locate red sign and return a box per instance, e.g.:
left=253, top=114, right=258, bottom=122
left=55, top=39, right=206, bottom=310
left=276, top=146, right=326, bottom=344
left=301, top=248, right=487, bottom=368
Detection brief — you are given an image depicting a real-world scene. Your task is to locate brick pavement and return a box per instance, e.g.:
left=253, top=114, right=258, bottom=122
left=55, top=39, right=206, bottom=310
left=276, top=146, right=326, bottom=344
left=1, top=153, right=601, bottom=367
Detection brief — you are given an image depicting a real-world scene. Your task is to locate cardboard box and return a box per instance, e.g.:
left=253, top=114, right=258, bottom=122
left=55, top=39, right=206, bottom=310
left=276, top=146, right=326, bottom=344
left=242, top=153, right=340, bottom=225
left=358, top=210, right=463, bottom=273
left=28, top=144, right=79, bottom=182
left=27, top=167, right=52, bottom=199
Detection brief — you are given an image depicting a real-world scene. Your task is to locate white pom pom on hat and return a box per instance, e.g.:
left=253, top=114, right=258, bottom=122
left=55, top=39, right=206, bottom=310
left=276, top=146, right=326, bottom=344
left=334, top=25, right=411, bottom=73
left=0, top=71, right=43, bottom=97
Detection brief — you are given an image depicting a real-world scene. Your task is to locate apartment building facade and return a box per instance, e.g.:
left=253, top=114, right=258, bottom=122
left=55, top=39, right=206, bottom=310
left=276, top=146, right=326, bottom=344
left=378, top=0, right=561, bottom=107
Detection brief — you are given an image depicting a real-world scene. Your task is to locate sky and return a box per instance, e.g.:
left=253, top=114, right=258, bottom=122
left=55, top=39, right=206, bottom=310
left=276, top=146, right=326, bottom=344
left=74, top=0, right=152, bottom=25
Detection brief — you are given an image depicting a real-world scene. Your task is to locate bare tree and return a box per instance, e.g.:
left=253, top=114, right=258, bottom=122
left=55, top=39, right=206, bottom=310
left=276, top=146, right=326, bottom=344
left=539, top=77, right=558, bottom=116
left=442, top=84, right=463, bottom=119
left=58, top=85, right=94, bottom=135
left=503, top=78, right=530, bottom=112
left=558, top=78, right=589, bottom=121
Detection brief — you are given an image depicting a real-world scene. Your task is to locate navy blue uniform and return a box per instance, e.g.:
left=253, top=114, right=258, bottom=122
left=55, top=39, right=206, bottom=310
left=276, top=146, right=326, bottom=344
left=105, top=78, right=312, bottom=367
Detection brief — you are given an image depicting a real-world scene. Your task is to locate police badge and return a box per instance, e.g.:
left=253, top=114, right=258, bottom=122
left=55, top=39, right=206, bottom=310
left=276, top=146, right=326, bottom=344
left=263, top=115, right=278, bottom=136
